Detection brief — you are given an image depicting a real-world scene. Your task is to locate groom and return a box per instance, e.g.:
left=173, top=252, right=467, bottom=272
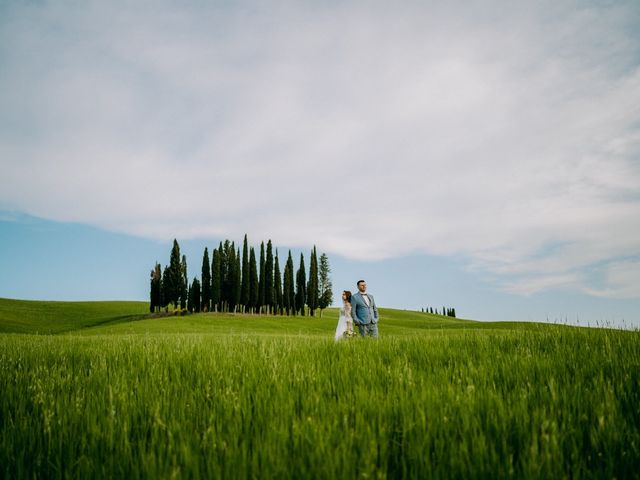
left=351, top=280, right=379, bottom=337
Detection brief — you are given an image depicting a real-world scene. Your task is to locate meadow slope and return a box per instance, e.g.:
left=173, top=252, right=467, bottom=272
left=0, top=297, right=536, bottom=336
left=1, top=299, right=638, bottom=479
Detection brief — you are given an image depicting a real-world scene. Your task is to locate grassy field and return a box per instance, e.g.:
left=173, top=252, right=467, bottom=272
left=0, top=298, right=149, bottom=334
left=1, top=299, right=639, bottom=478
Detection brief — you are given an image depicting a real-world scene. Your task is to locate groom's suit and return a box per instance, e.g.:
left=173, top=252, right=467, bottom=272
left=351, top=292, right=379, bottom=337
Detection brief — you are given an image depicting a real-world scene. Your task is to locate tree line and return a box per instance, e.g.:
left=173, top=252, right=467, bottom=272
left=422, top=307, right=457, bottom=318
left=150, top=236, right=333, bottom=317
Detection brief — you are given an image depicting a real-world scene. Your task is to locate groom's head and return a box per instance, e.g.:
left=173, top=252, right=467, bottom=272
left=357, top=280, right=366, bottom=293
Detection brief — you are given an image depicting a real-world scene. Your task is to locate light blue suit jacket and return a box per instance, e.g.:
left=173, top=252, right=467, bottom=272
left=351, top=292, right=379, bottom=325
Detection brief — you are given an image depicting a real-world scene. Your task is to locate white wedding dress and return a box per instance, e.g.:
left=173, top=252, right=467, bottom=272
left=334, top=308, right=348, bottom=341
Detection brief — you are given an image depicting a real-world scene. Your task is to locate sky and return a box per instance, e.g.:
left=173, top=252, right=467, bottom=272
left=1, top=1, right=639, bottom=327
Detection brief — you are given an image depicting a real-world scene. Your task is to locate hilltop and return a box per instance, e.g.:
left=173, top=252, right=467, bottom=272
left=0, top=297, right=541, bottom=336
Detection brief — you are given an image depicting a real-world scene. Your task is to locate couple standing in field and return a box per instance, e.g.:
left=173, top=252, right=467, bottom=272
left=335, top=279, right=379, bottom=340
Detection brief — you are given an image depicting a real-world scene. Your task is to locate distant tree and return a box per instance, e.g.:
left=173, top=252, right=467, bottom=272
left=226, top=244, right=238, bottom=312
left=274, top=250, right=283, bottom=315
left=220, top=241, right=231, bottom=311
left=241, top=235, right=250, bottom=313
left=190, top=278, right=201, bottom=313
left=201, top=248, right=211, bottom=312
left=180, top=255, right=188, bottom=310
left=283, top=251, right=295, bottom=315
left=258, top=242, right=265, bottom=314
left=165, top=239, right=183, bottom=309
left=161, top=265, right=171, bottom=310
left=451, top=308, right=456, bottom=318
left=307, top=246, right=319, bottom=316
left=249, top=247, right=258, bottom=314
left=211, top=246, right=222, bottom=312
left=265, top=240, right=274, bottom=314
left=317, top=253, right=332, bottom=317
left=295, top=253, right=307, bottom=316
left=149, top=262, right=162, bottom=313
left=233, top=247, right=241, bottom=312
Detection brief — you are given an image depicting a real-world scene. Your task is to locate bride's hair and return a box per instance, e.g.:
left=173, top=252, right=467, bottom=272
left=343, top=290, right=352, bottom=302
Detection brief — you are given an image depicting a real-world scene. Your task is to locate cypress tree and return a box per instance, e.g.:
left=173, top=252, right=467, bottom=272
left=190, top=278, right=201, bottom=313
left=226, top=244, right=237, bottom=312
left=258, top=242, right=265, bottom=314
left=167, top=239, right=182, bottom=309
left=295, top=253, right=306, bottom=316
left=265, top=240, right=274, bottom=314
left=161, top=265, right=171, bottom=310
left=283, top=251, right=294, bottom=315
left=241, top=234, right=250, bottom=313
left=149, top=266, right=155, bottom=313
left=180, top=255, right=188, bottom=310
left=220, top=241, right=230, bottom=311
left=452, top=308, right=456, bottom=318
left=232, top=247, right=241, bottom=312
left=318, top=253, right=333, bottom=317
left=274, top=250, right=283, bottom=315
left=211, top=247, right=222, bottom=312
left=150, top=262, right=162, bottom=313
left=307, top=246, right=319, bottom=316
left=194, top=278, right=201, bottom=313
left=249, top=247, right=258, bottom=314
left=201, top=248, right=211, bottom=312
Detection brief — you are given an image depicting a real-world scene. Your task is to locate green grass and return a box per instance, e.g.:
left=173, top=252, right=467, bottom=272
left=1, top=299, right=639, bottom=478
left=0, top=298, right=149, bottom=334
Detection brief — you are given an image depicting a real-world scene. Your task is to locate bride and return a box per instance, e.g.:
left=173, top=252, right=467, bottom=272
left=335, top=290, right=355, bottom=341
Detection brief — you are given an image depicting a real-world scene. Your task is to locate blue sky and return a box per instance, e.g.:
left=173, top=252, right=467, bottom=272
left=1, top=1, right=639, bottom=327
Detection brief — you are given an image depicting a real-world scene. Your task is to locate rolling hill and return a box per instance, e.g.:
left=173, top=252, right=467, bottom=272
left=0, top=297, right=541, bottom=336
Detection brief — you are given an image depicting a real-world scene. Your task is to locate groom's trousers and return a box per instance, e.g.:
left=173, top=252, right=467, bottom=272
left=358, top=322, right=378, bottom=338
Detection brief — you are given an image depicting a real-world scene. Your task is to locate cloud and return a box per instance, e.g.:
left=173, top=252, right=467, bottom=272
left=1, top=0, right=639, bottom=298
left=585, top=260, right=640, bottom=299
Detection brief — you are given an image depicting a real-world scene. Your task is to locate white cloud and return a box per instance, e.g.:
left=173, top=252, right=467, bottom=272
left=1, top=0, right=639, bottom=298
left=585, top=260, right=640, bottom=299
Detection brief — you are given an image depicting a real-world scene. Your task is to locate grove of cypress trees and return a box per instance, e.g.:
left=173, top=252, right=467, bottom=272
left=201, top=247, right=211, bottom=312
left=148, top=236, right=333, bottom=318
left=295, top=253, right=306, bottom=316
